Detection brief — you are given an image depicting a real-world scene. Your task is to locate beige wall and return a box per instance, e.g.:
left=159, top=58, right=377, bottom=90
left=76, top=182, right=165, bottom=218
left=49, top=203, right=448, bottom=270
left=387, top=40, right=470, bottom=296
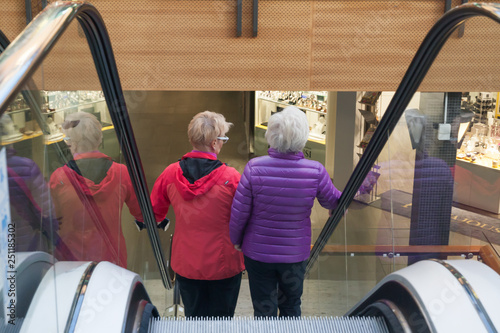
left=3, top=1, right=500, bottom=92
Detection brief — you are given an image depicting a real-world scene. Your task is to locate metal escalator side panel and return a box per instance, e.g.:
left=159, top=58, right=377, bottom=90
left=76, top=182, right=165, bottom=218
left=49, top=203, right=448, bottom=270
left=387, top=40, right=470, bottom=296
left=66, top=262, right=98, bottom=333
left=346, top=259, right=497, bottom=333
left=0, top=1, right=171, bottom=289
left=306, top=3, right=500, bottom=274
left=16, top=260, right=151, bottom=333
left=19, top=261, right=93, bottom=333
left=0, top=251, right=53, bottom=325
left=434, top=260, right=500, bottom=333
left=356, top=299, right=412, bottom=333
left=347, top=280, right=432, bottom=333
left=0, top=3, right=82, bottom=112
left=73, top=261, right=150, bottom=333
left=0, top=31, right=59, bottom=137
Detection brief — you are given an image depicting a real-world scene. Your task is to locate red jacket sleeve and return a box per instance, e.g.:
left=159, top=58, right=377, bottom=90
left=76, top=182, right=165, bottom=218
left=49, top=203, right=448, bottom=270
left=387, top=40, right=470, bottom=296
left=151, top=168, right=171, bottom=222
left=123, top=165, right=144, bottom=222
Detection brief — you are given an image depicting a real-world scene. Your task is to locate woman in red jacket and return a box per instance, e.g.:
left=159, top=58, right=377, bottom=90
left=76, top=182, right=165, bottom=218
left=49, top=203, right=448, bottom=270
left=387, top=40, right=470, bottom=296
left=50, top=112, right=143, bottom=268
left=151, top=111, right=244, bottom=318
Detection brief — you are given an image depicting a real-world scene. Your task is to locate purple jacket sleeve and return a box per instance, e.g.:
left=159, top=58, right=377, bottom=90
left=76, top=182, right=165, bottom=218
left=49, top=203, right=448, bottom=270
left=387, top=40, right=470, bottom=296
left=27, top=161, right=53, bottom=218
left=229, top=163, right=253, bottom=245
left=316, top=166, right=342, bottom=210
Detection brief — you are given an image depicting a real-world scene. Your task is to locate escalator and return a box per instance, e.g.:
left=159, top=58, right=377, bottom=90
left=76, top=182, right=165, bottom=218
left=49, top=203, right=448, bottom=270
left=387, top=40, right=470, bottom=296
left=0, top=3, right=170, bottom=332
left=0, top=2, right=499, bottom=333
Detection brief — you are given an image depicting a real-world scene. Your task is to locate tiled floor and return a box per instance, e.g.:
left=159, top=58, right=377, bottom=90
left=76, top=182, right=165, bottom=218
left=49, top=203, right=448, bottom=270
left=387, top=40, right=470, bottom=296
left=144, top=276, right=377, bottom=318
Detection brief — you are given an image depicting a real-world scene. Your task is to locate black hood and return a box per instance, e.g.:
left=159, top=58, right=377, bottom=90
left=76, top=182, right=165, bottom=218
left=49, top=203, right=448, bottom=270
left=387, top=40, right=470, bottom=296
left=179, top=157, right=223, bottom=184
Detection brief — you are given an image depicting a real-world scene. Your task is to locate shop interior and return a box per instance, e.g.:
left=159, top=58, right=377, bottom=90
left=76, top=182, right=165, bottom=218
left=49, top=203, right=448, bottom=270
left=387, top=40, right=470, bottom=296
left=2, top=88, right=499, bottom=316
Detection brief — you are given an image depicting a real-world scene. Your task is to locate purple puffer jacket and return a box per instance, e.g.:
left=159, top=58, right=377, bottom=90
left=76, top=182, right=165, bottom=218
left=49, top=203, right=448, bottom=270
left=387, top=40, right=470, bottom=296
left=7, top=148, right=57, bottom=252
left=229, top=148, right=341, bottom=263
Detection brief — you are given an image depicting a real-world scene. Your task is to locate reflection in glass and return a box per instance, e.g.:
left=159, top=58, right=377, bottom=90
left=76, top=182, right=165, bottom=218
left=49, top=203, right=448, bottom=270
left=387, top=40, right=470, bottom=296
left=1, top=113, right=57, bottom=253
left=49, top=112, right=143, bottom=268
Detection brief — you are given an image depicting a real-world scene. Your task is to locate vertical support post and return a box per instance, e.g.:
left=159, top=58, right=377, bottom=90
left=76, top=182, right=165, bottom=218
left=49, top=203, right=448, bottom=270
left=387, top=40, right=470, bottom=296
left=25, top=0, right=32, bottom=25
left=457, top=0, right=468, bottom=38
left=253, top=0, right=258, bottom=37
left=237, top=0, right=242, bottom=37
left=408, top=93, right=461, bottom=264
left=444, top=0, right=452, bottom=13
left=328, top=92, right=357, bottom=190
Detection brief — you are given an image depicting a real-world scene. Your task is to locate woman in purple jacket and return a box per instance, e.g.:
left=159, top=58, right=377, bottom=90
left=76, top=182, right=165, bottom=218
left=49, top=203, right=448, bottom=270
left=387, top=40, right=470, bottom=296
left=229, top=106, right=341, bottom=318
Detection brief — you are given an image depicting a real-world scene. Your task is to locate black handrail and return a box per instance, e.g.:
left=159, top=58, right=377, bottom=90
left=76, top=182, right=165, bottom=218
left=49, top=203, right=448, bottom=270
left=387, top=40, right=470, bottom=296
left=306, top=3, right=500, bottom=274
left=0, top=2, right=172, bottom=289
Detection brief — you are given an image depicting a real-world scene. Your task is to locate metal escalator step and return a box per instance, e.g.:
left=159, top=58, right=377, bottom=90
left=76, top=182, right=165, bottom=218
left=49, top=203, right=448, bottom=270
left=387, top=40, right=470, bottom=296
left=149, top=316, right=389, bottom=333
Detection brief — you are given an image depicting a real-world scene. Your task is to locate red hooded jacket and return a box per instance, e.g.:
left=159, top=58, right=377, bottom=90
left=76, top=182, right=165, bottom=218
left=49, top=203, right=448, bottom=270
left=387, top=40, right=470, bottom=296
left=151, top=151, right=244, bottom=280
left=49, top=152, right=143, bottom=267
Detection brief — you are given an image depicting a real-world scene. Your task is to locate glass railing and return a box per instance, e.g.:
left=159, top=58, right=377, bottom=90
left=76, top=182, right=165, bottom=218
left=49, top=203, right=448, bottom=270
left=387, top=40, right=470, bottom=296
left=0, top=2, right=172, bottom=330
left=305, top=3, right=500, bottom=316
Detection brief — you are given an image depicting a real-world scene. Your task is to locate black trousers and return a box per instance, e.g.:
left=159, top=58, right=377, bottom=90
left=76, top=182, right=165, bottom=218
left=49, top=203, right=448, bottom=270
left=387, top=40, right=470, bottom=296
left=244, top=256, right=307, bottom=318
left=176, top=272, right=242, bottom=318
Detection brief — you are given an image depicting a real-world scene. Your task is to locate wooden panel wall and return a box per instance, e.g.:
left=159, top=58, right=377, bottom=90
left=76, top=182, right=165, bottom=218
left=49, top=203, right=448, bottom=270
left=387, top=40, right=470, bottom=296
left=1, top=0, right=500, bottom=92
left=2, top=0, right=26, bottom=42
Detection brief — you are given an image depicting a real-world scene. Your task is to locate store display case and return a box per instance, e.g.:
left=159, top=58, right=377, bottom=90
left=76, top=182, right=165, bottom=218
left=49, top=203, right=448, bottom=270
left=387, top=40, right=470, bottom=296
left=254, top=91, right=328, bottom=165
left=2, top=90, right=112, bottom=146
left=1, top=90, right=118, bottom=174
left=454, top=92, right=500, bottom=213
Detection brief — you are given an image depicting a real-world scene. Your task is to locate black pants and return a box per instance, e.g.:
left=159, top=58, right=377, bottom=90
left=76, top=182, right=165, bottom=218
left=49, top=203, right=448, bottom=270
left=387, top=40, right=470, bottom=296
left=176, top=272, right=242, bottom=318
left=244, top=256, right=307, bottom=318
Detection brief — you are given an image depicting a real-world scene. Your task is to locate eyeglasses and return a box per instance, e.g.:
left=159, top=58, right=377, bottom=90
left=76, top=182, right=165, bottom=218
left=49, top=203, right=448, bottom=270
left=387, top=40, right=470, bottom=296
left=217, top=136, right=229, bottom=144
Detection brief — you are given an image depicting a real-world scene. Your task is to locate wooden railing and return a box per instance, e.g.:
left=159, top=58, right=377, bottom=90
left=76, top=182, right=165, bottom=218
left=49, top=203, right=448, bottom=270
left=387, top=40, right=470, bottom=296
left=313, top=244, right=500, bottom=275
left=479, top=245, right=500, bottom=275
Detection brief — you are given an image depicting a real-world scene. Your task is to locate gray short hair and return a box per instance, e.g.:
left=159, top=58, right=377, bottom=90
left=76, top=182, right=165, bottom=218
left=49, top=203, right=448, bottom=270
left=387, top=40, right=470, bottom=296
left=188, top=111, right=233, bottom=149
left=62, top=112, right=102, bottom=154
left=265, top=106, right=309, bottom=153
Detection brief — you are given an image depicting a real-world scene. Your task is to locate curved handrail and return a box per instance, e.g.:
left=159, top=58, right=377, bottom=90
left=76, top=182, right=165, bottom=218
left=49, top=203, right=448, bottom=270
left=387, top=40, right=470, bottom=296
left=0, top=1, right=172, bottom=289
left=307, top=2, right=500, bottom=273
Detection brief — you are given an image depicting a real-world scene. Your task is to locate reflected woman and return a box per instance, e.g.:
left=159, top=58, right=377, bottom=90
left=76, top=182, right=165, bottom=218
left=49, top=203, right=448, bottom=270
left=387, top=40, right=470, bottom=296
left=1, top=114, right=58, bottom=253
left=49, top=112, right=143, bottom=268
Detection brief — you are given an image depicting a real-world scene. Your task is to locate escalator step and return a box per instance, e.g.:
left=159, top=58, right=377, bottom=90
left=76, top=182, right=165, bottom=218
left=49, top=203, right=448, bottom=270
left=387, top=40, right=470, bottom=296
left=148, top=316, right=389, bottom=333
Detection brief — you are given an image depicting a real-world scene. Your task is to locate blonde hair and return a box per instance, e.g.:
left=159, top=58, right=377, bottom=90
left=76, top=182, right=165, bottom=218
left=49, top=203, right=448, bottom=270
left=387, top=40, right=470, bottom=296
left=62, top=112, right=102, bottom=154
left=188, top=111, right=232, bottom=150
left=265, top=106, right=309, bottom=153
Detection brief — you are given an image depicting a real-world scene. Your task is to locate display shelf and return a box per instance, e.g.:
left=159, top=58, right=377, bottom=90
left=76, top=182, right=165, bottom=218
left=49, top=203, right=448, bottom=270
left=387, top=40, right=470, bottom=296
left=45, top=125, right=114, bottom=145
left=43, top=99, right=105, bottom=115
left=456, top=154, right=500, bottom=170
left=2, top=91, right=110, bottom=148
left=257, top=97, right=327, bottom=115
left=255, top=124, right=325, bottom=145
left=5, top=107, right=30, bottom=115
left=454, top=159, right=500, bottom=214
left=254, top=91, right=328, bottom=165
left=1, top=132, right=44, bottom=146
left=6, top=98, right=104, bottom=116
